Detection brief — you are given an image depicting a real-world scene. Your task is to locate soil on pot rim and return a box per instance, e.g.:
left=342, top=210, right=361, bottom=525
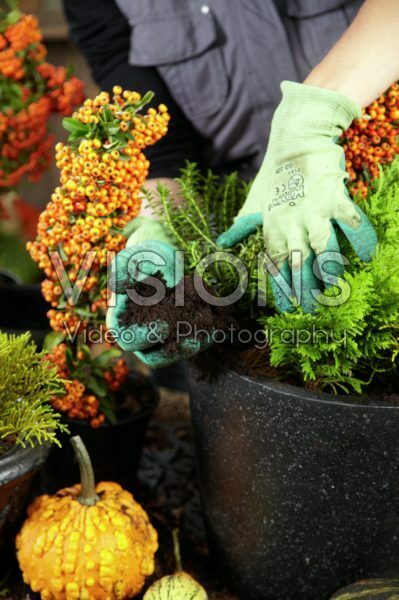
left=194, top=344, right=399, bottom=404
left=0, top=436, right=16, bottom=457
left=119, top=274, right=237, bottom=354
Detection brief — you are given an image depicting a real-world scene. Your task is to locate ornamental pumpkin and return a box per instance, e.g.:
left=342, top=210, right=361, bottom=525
left=330, top=579, right=399, bottom=599
left=16, top=436, right=158, bottom=600
left=143, top=529, right=207, bottom=600
left=143, top=572, right=208, bottom=600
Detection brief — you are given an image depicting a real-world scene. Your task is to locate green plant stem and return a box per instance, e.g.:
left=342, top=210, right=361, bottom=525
left=71, top=435, right=99, bottom=506
left=172, top=528, right=183, bottom=572
left=4, top=0, right=18, bottom=12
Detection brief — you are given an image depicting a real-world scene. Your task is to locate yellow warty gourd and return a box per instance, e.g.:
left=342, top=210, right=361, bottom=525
left=16, top=436, right=158, bottom=600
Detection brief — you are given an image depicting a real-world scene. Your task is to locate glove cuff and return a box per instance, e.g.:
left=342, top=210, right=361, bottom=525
left=123, top=215, right=175, bottom=247
left=275, top=81, right=362, bottom=139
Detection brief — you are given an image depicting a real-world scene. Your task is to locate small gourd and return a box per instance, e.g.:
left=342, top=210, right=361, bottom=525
left=330, top=579, right=399, bottom=599
left=16, top=436, right=158, bottom=600
left=143, top=529, right=207, bottom=600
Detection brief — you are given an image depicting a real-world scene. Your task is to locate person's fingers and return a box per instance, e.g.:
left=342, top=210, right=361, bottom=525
left=309, top=222, right=346, bottom=287
left=217, top=213, right=262, bottom=248
left=109, top=247, right=138, bottom=293
left=268, top=258, right=295, bottom=313
left=334, top=197, right=378, bottom=262
left=117, top=321, right=169, bottom=352
left=127, top=240, right=183, bottom=287
left=263, top=222, right=289, bottom=269
left=293, top=251, right=321, bottom=313
left=286, top=226, right=320, bottom=313
left=136, top=334, right=214, bottom=367
left=107, top=293, right=169, bottom=351
left=109, top=240, right=183, bottom=294
left=262, top=226, right=294, bottom=312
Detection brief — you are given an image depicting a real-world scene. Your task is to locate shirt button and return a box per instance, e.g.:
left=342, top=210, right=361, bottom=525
left=201, top=5, right=210, bottom=14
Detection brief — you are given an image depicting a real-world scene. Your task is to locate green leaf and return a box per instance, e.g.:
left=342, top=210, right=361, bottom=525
left=92, top=349, right=122, bottom=369
left=102, top=107, right=114, bottom=122
left=99, top=396, right=117, bottom=425
left=87, top=376, right=108, bottom=398
left=65, top=347, right=74, bottom=372
left=80, top=344, right=91, bottom=357
left=63, top=118, right=90, bottom=135
left=106, top=125, right=120, bottom=135
left=75, top=307, right=94, bottom=319
left=43, top=332, right=65, bottom=352
left=131, top=90, right=154, bottom=113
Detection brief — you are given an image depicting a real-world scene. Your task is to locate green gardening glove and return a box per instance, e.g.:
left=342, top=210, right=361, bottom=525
left=217, top=81, right=378, bottom=313
left=106, top=216, right=213, bottom=367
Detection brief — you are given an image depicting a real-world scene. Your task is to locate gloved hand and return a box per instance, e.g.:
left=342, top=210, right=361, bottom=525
left=217, top=81, right=378, bottom=313
left=106, top=216, right=213, bottom=367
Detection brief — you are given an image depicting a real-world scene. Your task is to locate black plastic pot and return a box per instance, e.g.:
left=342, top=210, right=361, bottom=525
left=0, top=281, right=49, bottom=346
left=188, top=362, right=399, bottom=600
left=0, top=444, right=48, bottom=565
left=41, top=372, right=159, bottom=493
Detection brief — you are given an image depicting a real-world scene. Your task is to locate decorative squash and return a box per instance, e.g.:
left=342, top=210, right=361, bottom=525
left=330, top=579, right=399, bottom=599
left=143, top=572, right=208, bottom=600
left=143, top=529, right=207, bottom=600
left=16, top=436, right=158, bottom=600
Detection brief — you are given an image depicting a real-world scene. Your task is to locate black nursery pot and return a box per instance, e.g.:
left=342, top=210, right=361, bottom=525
left=41, top=372, right=159, bottom=493
left=0, top=281, right=49, bottom=346
left=188, top=363, right=399, bottom=600
left=0, top=444, right=48, bottom=564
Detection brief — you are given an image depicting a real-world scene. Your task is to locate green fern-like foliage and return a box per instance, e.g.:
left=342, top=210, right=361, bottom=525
left=260, top=159, right=399, bottom=393
left=145, top=163, right=266, bottom=311
left=0, top=332, right=67, bottom=454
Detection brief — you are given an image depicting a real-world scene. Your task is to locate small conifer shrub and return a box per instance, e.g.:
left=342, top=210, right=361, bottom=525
left=0, top=331, right=66, bottom=455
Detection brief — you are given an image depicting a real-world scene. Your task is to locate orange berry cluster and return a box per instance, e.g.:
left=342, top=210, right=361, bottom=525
left=0, top=14, right=44, bottom=80
left=0, top=8, right=84, bottom=188
left=45, top=343, right=129, bottom=427
left=341, top=82, right=399, bottom=199
left=28, top=87, right=170, bottom=333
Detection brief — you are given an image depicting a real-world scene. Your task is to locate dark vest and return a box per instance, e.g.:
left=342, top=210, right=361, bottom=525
left=115, top=0, right=363, bottom=177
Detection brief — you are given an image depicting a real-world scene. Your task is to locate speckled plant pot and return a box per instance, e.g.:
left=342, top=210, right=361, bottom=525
left=188, top=362, right=399, bottom=600
left=0, top=444, right=48, bottom=565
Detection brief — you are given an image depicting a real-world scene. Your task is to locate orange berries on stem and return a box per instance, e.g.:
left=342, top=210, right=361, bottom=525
left=0, top=4, right=84, bottom=189
left=29, top=87, right=169, bottom=425
left=341, top=82, right=399, bottom=199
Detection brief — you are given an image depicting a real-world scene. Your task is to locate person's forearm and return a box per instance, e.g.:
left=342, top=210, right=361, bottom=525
left=140, top=178, right=182, bottom=218
left=305, top=0, right=399, bottom=108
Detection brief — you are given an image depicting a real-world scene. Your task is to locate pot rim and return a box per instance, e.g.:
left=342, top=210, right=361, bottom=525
left=0, top=443, right=48, bottom=486
left=65, top=371, right=159, bottom=429
left=226, top=368, right=399, bottom=411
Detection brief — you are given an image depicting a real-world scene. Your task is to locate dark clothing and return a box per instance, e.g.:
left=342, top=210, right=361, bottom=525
left=63, top=0, right=363, bottom=180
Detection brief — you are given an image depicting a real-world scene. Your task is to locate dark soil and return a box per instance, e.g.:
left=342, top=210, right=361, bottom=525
left=119, top=274, right=237, bottom=354
left=0, top=436, right=16, bottom=457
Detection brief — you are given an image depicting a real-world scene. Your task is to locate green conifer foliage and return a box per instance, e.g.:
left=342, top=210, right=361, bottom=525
left=0, top=332, right=67, bottom=454
left=262, top=159, right=399, bottom=393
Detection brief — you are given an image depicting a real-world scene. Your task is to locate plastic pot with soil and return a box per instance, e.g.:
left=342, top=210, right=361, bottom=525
left=0, top=444, right=48, bottom=567
left=40, top=371, right=159, bottom=493
left=188, top=358, right=399, bottom=600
